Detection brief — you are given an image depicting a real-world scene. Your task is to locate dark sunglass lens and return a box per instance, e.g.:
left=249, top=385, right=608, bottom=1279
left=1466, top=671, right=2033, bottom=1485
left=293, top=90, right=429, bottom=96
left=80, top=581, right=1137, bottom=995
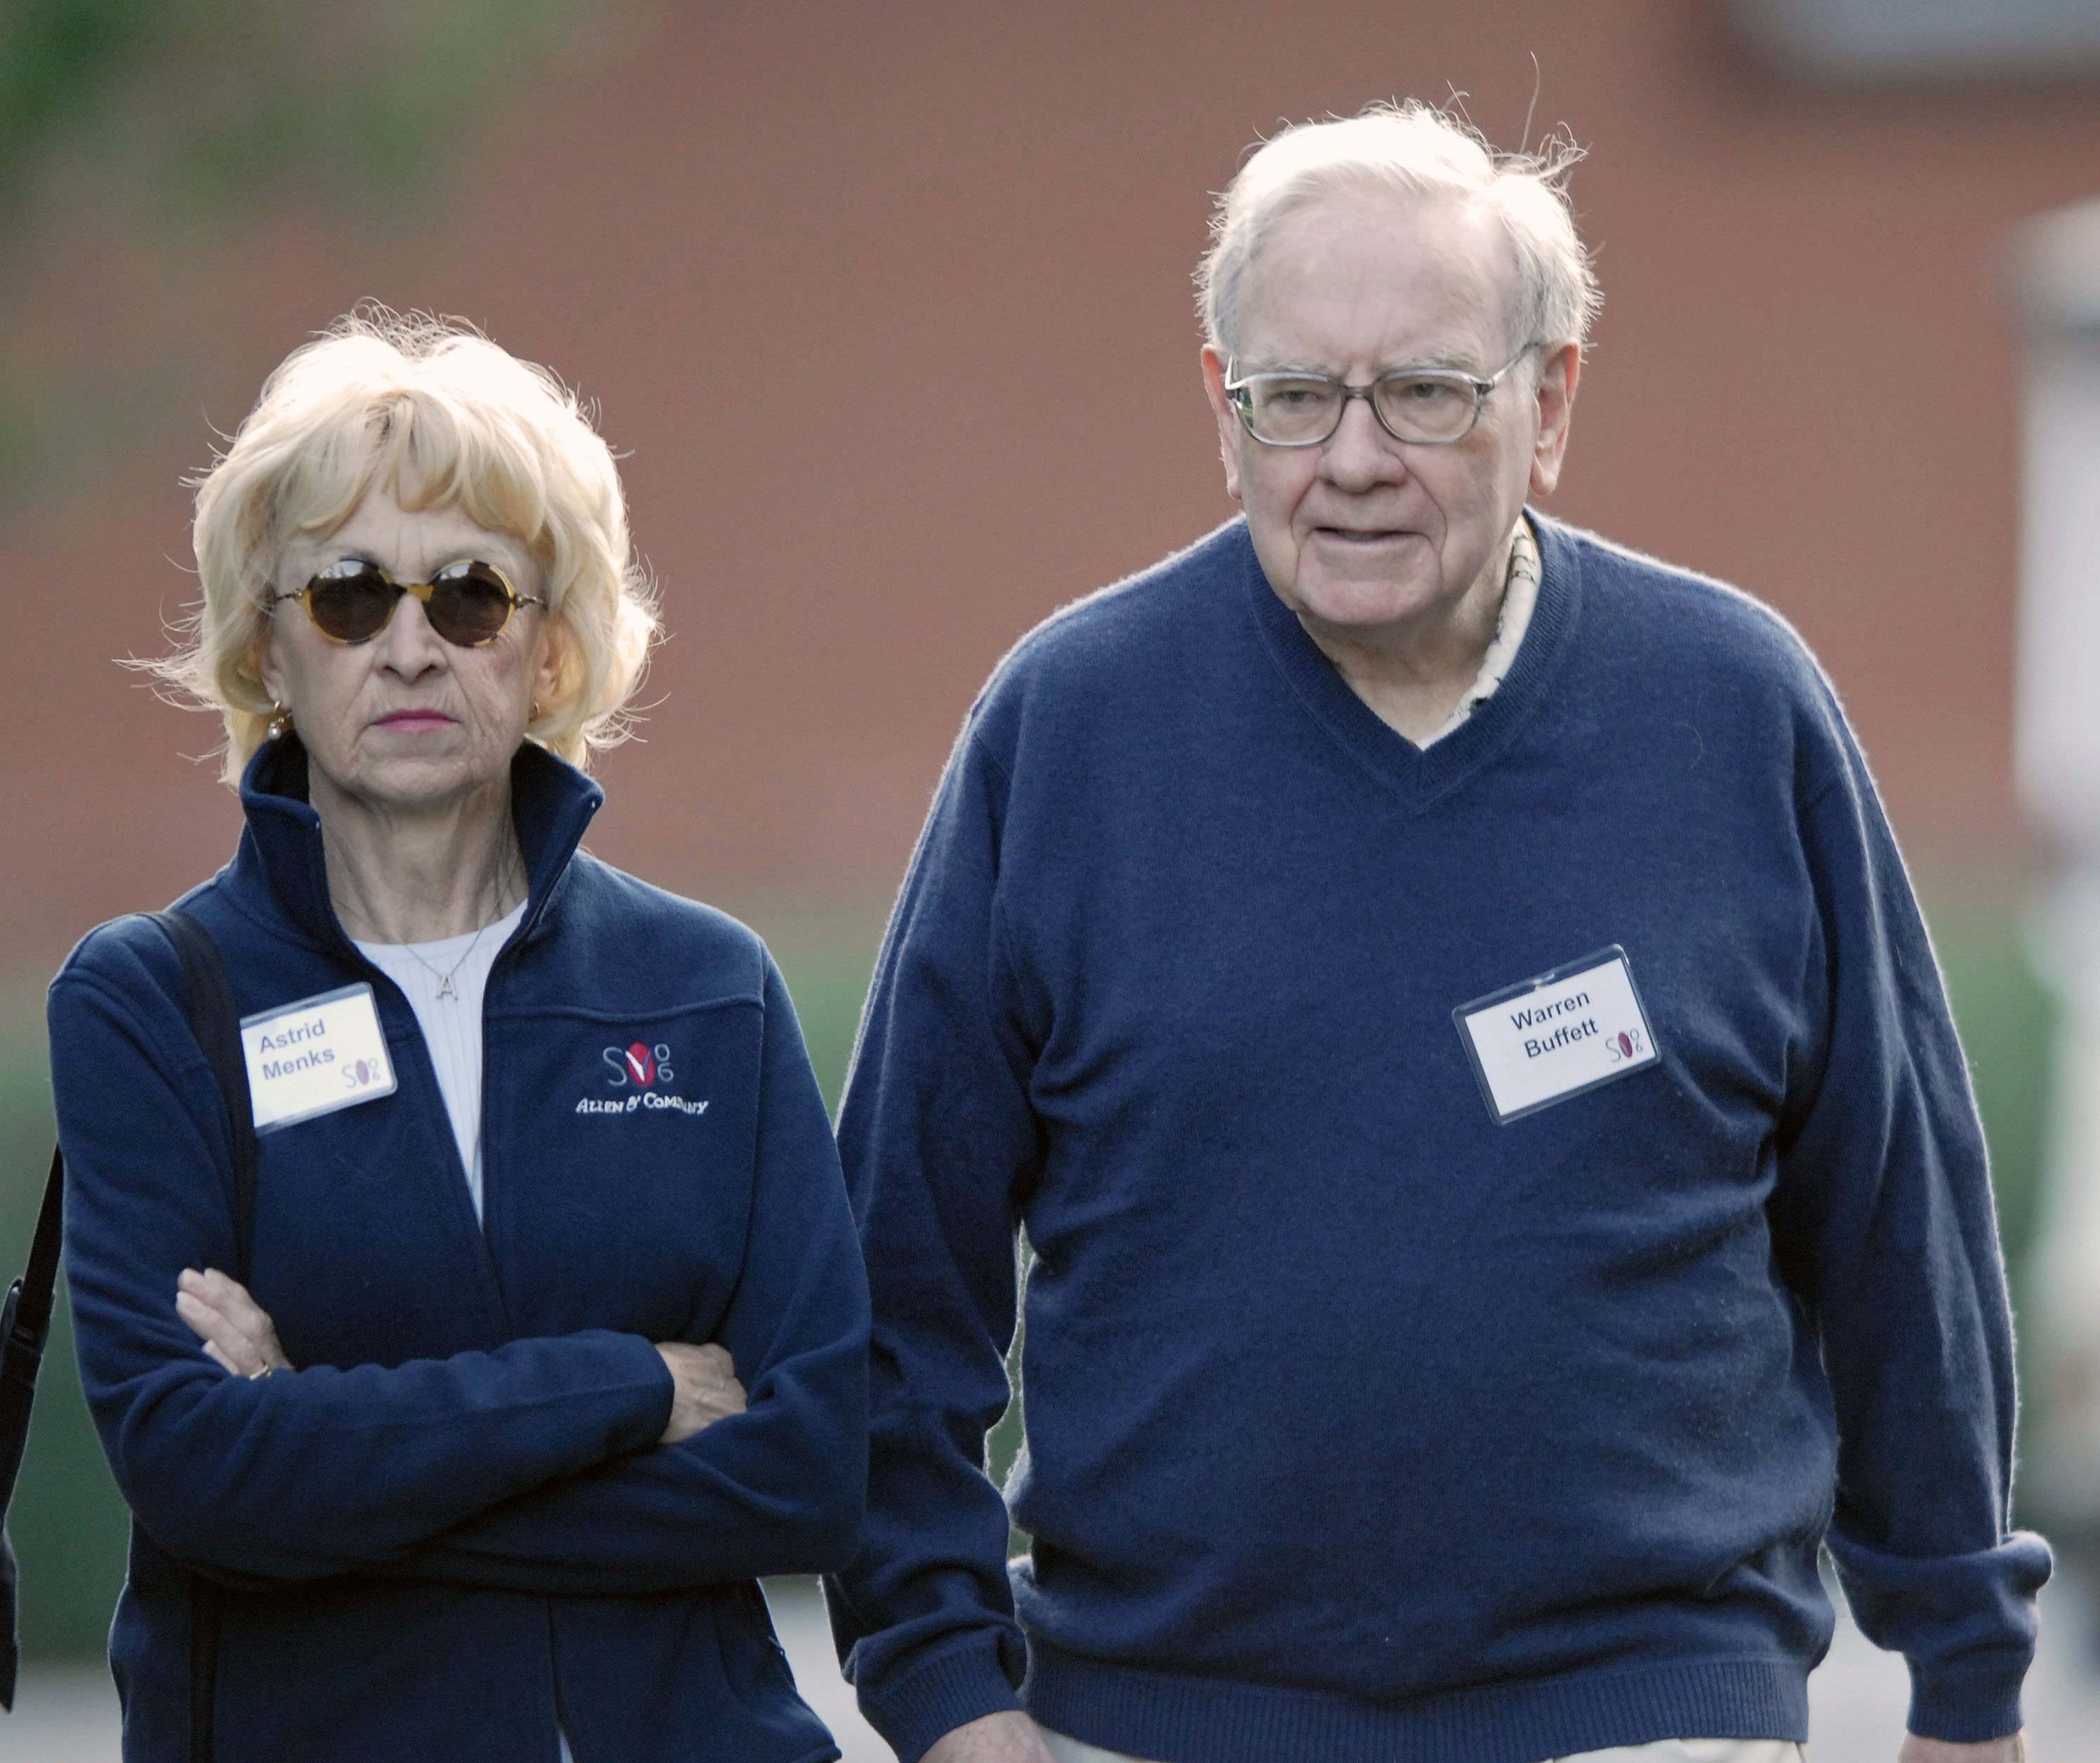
left=427, top=561, right=516, bottom=646
left=306, top=568, right=398, bottom=642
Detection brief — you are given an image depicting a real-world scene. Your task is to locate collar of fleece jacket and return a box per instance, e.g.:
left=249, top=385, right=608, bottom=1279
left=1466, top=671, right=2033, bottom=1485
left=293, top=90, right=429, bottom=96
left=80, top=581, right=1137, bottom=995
left=232, top=731, right=605, bottom=955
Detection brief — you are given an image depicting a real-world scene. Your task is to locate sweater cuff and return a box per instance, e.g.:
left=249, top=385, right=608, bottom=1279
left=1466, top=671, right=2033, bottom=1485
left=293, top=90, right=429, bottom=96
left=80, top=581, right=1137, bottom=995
left=1906, top=1653, right=2026, bottom=1745
left=858, top=1630, right=1027, bottom=1763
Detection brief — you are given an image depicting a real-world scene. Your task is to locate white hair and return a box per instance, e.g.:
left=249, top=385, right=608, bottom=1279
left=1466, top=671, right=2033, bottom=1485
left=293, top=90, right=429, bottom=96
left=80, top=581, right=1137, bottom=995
left=1197, top=100, right=1602, bottom=363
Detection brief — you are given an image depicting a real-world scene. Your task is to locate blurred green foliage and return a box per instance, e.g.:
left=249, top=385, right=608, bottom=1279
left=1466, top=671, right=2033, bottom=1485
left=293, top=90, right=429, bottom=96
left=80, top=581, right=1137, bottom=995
left=768, top=926, right=882, bottom=1118
left=0, top=0, right=597, bottom=219
left=0, top=898, right=2064, bottom=1657
left=0, top=0, right=161, bottom=201
left=1930, top=902, right=2058, bottom=1279
left=0, top=0, right=641, bottom=511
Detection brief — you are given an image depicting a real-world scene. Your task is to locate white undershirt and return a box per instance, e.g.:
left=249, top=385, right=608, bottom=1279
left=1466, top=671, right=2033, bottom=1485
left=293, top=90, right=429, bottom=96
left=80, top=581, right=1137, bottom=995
left=352, top=896, right=526, bottom=1220
left=352, top=897, right=571, bottom=1760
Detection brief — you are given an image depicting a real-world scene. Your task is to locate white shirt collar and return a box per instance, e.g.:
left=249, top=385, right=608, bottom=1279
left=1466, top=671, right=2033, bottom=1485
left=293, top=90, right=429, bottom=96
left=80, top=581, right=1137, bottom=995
left=1421, top=517, right=1540, bottom=749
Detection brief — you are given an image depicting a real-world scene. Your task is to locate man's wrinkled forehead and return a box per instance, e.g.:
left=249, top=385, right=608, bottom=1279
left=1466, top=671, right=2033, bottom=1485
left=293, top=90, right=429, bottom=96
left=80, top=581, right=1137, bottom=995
left=1235, top=185, right=1527, bottom=364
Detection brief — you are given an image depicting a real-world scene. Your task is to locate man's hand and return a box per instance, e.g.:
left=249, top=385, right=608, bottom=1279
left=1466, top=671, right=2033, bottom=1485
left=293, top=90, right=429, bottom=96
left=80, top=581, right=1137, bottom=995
left=175, top=1267, right=294, bottom=1378
left=1899, top=1734, right=2026, bottom=1763
left=654, top=1341, right=747, bottom=1444
left=922, top=1710, right=1060, bottom=1763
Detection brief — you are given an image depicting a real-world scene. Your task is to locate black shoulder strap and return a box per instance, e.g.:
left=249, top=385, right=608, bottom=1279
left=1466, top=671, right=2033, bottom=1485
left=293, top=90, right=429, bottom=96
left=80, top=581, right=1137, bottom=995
left=149, top=910, right=258, bottom=1285
left=0, top=1147, right=62, bottom=1710
left=0, top=1149, right=63, bottom=1524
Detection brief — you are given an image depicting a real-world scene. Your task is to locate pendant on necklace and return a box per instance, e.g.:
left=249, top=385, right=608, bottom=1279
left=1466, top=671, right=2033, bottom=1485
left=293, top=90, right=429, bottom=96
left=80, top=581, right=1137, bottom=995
left=437, top=973, right=458, bottom=1001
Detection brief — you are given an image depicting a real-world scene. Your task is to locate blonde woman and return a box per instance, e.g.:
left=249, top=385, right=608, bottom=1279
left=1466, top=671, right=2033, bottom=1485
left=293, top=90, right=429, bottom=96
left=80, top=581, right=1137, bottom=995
left=50, top=312, right=867, bottom=1762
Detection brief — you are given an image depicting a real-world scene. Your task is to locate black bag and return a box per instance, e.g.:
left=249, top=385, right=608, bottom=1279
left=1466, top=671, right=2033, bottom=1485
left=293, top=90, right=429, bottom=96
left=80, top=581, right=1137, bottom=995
left=0, top=1147, right=62, bottom=1710
left=0, top=909, right=257, bottom=1737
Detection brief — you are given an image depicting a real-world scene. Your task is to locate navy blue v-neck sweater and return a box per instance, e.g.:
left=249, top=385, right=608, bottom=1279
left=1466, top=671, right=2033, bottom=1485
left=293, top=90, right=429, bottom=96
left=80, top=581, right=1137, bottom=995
left=52, top=740, right=868, bottom=1763
left=826, top=515, right=2049, bottom=1763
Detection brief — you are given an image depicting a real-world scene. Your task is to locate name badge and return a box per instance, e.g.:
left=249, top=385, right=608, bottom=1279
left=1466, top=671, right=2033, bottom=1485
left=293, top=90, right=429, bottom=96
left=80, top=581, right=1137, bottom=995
left=239, top=983, right=398, bottom=1134
left=1453, top=945, right=1659, bottom=1124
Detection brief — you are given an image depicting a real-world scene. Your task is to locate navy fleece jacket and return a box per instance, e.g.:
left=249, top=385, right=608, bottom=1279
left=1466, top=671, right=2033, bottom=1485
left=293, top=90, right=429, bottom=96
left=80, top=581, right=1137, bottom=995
left=825, top=515, right=2050, bottom=1763
left=53, top=738, right=868, bottom=1763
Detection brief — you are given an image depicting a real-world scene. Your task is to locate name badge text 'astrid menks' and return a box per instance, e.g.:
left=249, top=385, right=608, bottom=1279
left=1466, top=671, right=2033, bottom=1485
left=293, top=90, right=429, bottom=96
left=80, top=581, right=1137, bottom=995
left=1453, top=945, right=1659, bottom=1124
left=239, top=983, right=398, bottom=1133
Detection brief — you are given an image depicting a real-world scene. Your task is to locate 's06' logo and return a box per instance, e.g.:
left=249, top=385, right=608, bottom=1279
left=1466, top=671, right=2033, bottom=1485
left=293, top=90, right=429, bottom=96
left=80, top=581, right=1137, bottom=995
left=603, top=1042, right=673, bottom=1087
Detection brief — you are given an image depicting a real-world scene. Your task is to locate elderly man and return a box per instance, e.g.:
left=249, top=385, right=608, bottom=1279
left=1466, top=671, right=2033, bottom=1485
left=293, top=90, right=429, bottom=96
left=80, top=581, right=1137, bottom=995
left=826, top=104, right=2049, bottom=1763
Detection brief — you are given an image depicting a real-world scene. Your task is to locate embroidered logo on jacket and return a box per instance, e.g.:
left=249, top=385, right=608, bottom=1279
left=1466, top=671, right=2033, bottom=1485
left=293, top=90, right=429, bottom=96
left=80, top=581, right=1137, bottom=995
left=608, top=1041, right=666, bottom=1087
left=575, top=1040, right=710, bottom=1117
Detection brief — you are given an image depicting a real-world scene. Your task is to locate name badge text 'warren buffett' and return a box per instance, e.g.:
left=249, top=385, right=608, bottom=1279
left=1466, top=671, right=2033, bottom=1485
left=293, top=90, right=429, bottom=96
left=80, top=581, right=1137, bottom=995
left=239, top=983, right=397, bottom=1134
left=1453, top=945, right=1659, bottom=1124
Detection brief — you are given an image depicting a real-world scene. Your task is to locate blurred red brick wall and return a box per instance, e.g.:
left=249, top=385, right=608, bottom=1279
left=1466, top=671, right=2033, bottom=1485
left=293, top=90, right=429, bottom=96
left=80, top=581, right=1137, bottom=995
left=5, top=0, right=2098, bottom=976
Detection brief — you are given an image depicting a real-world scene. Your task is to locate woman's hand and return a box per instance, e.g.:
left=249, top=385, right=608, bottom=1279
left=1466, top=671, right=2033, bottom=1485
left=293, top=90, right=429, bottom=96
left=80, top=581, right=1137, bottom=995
left=655, top=1342, right=746, bottom=1444
left=175, top=1267, right=294, bottom=1378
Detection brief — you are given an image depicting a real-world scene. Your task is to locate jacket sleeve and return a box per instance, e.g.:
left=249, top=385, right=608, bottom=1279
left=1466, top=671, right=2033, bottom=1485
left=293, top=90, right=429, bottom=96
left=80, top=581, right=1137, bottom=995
left=53, top=947, right=677, bottom=1585
left=371, top=956, right=869, bottom=1593
left=820, top=724, right=1048, bottom=1763
left=1769, top=703, right=2052, bottom=1744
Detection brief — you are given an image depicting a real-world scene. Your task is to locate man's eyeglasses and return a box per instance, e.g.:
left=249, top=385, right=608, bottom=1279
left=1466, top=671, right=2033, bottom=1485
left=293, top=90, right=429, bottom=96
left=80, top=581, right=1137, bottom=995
left=266, top=559, right=544, bottom=648
left=1224, top=344, right=1536, bottom=448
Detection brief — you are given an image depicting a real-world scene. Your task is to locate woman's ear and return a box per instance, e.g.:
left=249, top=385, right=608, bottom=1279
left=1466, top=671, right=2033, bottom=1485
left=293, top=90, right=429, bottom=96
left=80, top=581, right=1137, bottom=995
left=532, top=618, right=566, bottom=717
left=253, top=610, right=286, bottom=707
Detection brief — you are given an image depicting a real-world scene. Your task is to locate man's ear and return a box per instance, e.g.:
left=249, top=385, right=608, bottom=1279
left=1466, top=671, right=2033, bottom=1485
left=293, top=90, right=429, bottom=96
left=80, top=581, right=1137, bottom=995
left=1200, top=346, right=1244, bottom=505
left=1529, top=342, right=1581, bottom=498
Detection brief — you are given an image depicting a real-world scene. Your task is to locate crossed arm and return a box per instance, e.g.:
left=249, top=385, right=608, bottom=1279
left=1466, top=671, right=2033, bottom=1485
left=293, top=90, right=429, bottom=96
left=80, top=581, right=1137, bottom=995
left=169, top=1267, right=870, bottom=1597
left=149, top=1248, right=865, bottom=1595
left=176, top=1265, right=750, bottom=1446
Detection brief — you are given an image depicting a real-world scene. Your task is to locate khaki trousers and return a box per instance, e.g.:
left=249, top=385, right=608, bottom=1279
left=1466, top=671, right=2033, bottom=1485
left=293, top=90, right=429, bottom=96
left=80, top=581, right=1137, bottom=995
left=1039, top=1727, right=1807, bottom=1763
